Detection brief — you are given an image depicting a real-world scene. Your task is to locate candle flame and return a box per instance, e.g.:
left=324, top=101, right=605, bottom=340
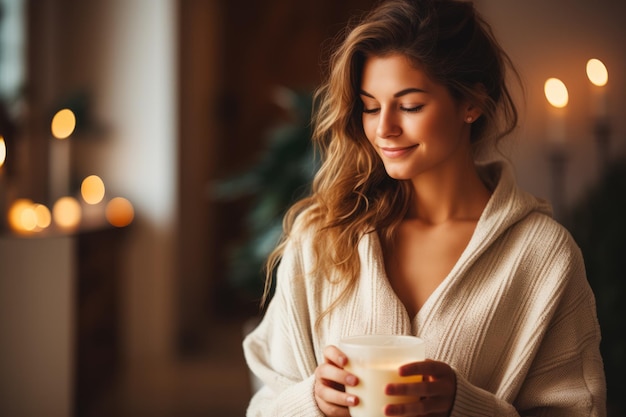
left=544, top=78, right=569, bottom=108
left=51, top=108, right=76, bottom=139
left=53, top=196, right=82, bottom=229
left=0, top=136, right=6, bottom=167
left=81, top=175, right=106, bottom=205
left=33, top=204, right=52, bottom=229
left=8, top=199, right=33, bottom=233
left=106, top=197, right=134, bottom=227
left=586, top=58, right=608, bottom=87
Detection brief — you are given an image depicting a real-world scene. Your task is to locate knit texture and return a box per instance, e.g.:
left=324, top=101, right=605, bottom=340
left=243, top=161, right=606, bottom=416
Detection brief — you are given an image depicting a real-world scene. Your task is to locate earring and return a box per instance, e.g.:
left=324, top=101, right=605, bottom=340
left=465, top=116, right=473, bottom=123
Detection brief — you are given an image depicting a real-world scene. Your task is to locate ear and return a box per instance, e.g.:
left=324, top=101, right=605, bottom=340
left=463, top=83, right=487, bottom=124
left=464, top=103, right=483, bottom=124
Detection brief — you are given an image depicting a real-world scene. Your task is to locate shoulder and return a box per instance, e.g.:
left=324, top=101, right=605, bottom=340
left=283, top=209, right=318, bottom=264
left=497, top=212, right=590, bottom=313
left=515, top=211, right=583, bottom=264
left=480, top=160, right=584, bottom=270
left=273, top=208, right=323, bottom=296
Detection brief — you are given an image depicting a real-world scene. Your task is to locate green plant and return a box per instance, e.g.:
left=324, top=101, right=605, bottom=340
left=212, top=88, right=318, bottom=302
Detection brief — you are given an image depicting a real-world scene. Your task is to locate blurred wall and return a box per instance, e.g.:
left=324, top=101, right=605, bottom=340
left=0, top=1, right=621, bottom=415
left=205, top=0, right=378, bottom=319
left=476, top=0, right=626, bottom=209
left=28, top=0, right=178, bottom=363
left=177, top=0, right=221, bottom=352
left=206, top=0, right=626, bottom=323
left=15, top=0, right=626, bottom=378
left=91, top=0, right=178, bottom=364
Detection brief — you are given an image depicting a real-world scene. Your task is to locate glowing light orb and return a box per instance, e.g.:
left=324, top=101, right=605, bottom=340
left=544, top=78, right=569, bottom=109
left=8, top=199, right=34, bottom=232
left=586, top=59, right=608, bottom=87
left=0, top=136, right=6, bottom=167
left=81, top=175, right=106, bottom=204
left=20, top=205, right=38, bottom=231
left=106, top=197, right=134, bottom=227
left=33, top=204, right=52, bottom=229
left=51, top=108, right=76, bottom=139
left=53, top=196, right=82, bottom=229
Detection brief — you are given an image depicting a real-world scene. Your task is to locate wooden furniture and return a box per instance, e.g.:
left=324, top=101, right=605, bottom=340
left=75, top=226, right=127, bottom=415
left=0, top=225, right=127, bottom=417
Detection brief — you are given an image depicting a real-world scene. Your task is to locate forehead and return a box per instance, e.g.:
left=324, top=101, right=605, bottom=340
left=360, top=54, right=433, bottom=92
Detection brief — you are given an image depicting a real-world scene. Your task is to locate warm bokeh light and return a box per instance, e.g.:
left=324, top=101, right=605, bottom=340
left=544, top=78, right=569, bottom=108
left=33, top=204, right=52, bottom=229
left=8, top=198, right=34, bottom=232
left=51, top=108, right=76, bottom=139
left=106, top=197, right=134, bottom=227
left=19, top=205, right=38, bottom=231
left=81, top=175, right=106, bottom=205
left=8, top=200, right=52, bottom=232
left=0, top=136, right=6, bottom=167
left=53, top=196, right=82, bottom=229
left=586, top=58, right=608, bottom=87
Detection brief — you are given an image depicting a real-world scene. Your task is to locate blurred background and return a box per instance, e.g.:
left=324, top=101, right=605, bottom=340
left=0, top=0, right=624, bottom=416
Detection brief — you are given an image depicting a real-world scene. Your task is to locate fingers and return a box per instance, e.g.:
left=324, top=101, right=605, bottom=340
left=384, top=360, right=457, bottom=416
left=319, top=345, right=358, bottom=389
left=314, top=376, right=358, bottom=409
left=385, top=377, right=450, bottom=397
left=314, top=345, right=360, bottom=417
left=386, top=400, right=450, bottom=417
left=398, top=359, right=454, bottom=380
left=317, top=361, right=356, bottom=391
left=394, top=359, right=456, bottom=396
left=384, top=389, right=452, bottom=416
left=323, top=344, right=348, bottom=367
left=385, top=397, right=451, bottom=416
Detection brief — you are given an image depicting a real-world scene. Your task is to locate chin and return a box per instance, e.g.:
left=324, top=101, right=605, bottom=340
left=384, top=169, right=413, bottom=181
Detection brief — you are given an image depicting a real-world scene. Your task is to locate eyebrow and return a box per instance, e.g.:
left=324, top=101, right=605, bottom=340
left=359, top=87, right=427, bottom=98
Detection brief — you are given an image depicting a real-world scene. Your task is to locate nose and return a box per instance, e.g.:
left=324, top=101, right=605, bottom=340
left=376, top=108, right=401, bottom=139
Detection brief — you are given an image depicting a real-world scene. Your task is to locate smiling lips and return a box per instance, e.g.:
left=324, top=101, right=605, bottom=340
left=379, top=145, right=418, bottom=159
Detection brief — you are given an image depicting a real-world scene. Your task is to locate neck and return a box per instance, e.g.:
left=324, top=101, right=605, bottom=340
left=408, top=157, right=490, bottom=225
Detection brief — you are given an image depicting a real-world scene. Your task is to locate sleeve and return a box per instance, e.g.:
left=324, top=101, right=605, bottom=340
left=451, top=373, right=519, bottom=417
left=450, top=242, right=607, bottom=417
left=242, top=236, right=325, bottom=417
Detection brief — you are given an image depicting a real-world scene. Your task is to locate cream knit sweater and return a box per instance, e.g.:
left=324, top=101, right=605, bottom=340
left=243, top=161, right=606, bottom=416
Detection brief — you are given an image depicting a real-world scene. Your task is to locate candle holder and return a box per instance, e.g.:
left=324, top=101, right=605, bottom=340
left=548, top=148, right=568, bottom=223
left=543, top=77, right=569, bottom=224
left=593, top=117, right=611, bottom=175
left=586, top=58, right=610, bottom=177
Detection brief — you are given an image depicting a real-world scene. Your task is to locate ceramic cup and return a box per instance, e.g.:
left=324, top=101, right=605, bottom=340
left=339, top=334, right=425, bottom=417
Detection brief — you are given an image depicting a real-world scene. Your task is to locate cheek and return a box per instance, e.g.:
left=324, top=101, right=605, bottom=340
left=362, top=116, right=376, bottom=140
left=422, top=111, right=463, bottom=140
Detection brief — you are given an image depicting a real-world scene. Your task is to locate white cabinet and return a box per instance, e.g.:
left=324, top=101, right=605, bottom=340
left=0, top=235, right=75, bottom=417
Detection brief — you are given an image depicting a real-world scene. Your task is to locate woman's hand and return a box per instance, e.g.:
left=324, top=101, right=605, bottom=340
left=384, top=359, right=457, bottom=417
left=314, top=345, right=360, bottom=416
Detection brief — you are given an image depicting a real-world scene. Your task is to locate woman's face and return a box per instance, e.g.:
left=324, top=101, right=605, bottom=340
left=360, top=53, right=476, bottom=181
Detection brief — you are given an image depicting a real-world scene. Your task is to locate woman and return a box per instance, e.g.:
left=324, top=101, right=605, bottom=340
left=243, top=0, right=606, bottom=416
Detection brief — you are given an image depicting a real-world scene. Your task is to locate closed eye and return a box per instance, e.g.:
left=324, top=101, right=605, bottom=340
left=401, top=105, right=424, bottom=113
left=362, top=107, right=380, bottom=115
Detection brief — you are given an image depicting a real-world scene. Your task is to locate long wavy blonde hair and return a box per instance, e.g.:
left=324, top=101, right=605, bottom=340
left=262, top=0, right=520, bottom=315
